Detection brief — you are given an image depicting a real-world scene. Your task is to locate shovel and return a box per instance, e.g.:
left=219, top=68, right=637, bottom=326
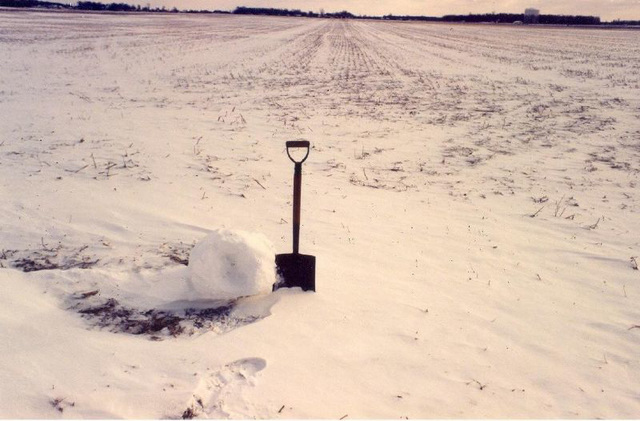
left=275, top=140, right=316, bottom=292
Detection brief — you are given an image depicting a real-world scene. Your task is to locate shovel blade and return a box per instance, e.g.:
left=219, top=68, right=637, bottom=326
left=275, top=253, right=316, bottom=292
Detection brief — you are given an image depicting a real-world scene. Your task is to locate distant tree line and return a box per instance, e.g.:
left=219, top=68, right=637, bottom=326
left=436, top=13, right=602, bottom=25
left=3, top=0, right=636, bottom=26
left=0, top=0, right=176, bottom=12
left=231, top=9, right=604, bottom=24
left=231, top=7, right=356, bottom=19
left=440, top=13, right=523, bottom=23
left=539, top=14, right=601, bottom=25
left=321, top=10, right=357, bottom=19
left=382, top=14, right=440, bottom=22
left=77, top=1, right=136, bottom=11
left=74, top=1, right=180, bottom=12
left=0, top=0, right=67, bottom=8
left=232, top=6, right=317, bottom=17
left=607, top=19, right=640, bottom=26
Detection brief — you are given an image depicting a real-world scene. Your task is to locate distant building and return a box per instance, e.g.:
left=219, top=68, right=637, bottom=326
left=524, top=8, right=540, bottom=24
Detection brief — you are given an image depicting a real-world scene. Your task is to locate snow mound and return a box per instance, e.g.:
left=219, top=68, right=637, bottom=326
left=187, top=229, right=276, bottom=301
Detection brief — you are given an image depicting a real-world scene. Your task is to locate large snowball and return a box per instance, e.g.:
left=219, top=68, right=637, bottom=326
left=187, top=229, right=276, bottom=300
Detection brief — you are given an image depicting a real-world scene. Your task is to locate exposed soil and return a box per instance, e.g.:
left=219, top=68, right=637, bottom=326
left=72, top=295, right=257, bottom=340
left=1, top=246, right=99, bottom=272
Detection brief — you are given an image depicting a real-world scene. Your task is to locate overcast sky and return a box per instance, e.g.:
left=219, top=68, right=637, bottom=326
left=122, top=0, right=640, bottom=20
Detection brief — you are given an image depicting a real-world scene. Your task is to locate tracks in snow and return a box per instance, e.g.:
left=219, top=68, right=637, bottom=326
left=184, top=358, right=267, bottom=418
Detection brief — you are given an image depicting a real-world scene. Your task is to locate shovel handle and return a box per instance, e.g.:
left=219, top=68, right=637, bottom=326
left=286, top=140, right=310, bottom=164
left=285, top=140, right=310, bottom=254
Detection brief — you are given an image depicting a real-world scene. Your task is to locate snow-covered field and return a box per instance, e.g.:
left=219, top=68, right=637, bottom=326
left=1, top=9, right=640, bottom=418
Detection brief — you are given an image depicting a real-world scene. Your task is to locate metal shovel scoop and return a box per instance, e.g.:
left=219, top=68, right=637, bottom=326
left=275, top=140, right=316, bottom=292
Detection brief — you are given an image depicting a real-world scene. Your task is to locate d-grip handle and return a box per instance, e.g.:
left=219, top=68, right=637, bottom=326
left=286, top=140, right=310, bottom=164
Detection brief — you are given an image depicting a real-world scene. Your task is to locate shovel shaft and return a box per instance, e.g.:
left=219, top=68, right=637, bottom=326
left=292, top=162, right=302, bottom=254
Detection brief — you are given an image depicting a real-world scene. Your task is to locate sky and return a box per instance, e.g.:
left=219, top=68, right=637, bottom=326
left=120, top=0, right=640, bottom=21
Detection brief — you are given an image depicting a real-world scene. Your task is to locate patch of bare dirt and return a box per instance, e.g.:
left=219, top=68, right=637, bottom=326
left=71, top=295, right=259, bottom=340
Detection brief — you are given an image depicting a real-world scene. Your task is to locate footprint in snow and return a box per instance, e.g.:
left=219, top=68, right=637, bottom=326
left=185, top=358, right=267, bottom=418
